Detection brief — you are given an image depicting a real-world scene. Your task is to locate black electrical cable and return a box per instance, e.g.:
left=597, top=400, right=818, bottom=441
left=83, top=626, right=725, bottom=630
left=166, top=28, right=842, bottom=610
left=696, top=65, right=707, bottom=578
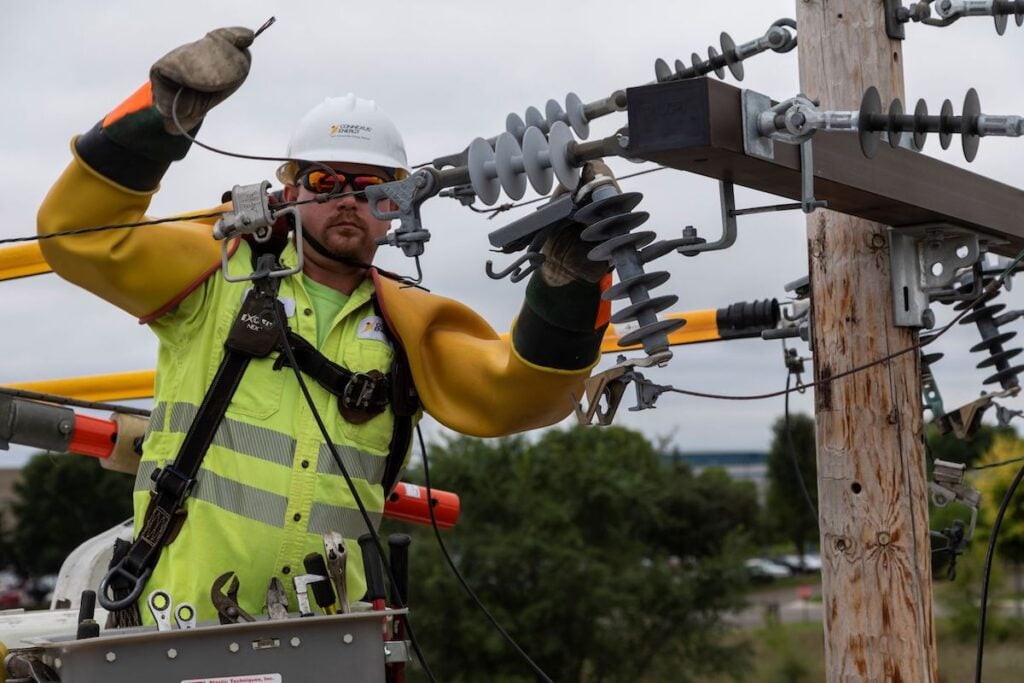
left=269, top=301, right=436, bottom=682
left=974, top=460, right=1024, bottom=683
left=665, top=250, right=1024, bottom=402
left=971, top=454, right=1024, bottom=471
left=416, top=424, right=555, bottom=683
left=784, top=372, right=818, bottom=521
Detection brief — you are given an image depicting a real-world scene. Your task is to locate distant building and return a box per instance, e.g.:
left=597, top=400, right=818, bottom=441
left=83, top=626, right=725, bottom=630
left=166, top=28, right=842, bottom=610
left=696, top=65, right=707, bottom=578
left=664, top=451, right=768, bottom=497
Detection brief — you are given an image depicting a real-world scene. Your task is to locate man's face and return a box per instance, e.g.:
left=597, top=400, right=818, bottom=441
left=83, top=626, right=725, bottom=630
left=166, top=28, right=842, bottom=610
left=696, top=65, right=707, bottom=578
left=283, top=162, right=393, bottom=267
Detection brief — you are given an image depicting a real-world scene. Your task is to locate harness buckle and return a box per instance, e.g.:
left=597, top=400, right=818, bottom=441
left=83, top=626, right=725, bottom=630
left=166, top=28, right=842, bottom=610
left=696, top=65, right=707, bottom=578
left=342, top=372, right=383, bottom=411
left=150, top=465, right=197, bottom=506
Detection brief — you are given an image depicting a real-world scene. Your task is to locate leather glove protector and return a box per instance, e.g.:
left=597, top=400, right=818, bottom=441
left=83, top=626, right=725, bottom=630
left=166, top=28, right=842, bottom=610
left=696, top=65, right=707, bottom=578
left=150, top=27, right=255, bottom=134
left=511, top=160, right=622, bottom=371
left=539, top=159, right=621, bottom=286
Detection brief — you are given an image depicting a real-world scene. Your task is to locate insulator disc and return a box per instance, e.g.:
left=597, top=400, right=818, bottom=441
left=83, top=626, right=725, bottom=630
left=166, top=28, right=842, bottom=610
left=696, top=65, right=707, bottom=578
left=611, top=294, right=680, bottom=325
left=547, top=121, right=580, bottom=192
left=913, top=99, right=929, bottom=150
left=467, top=137, right=500, bottom=206
left=858, top=86, right=882, bottom=159
left=939, top=99, right=954, bottom=150
left=674, top=58, right=687, bottom=75
left=521, top=126, right=553, bottom=195
left=506, top=112, right=527, bottom=142
left=691, top=52, right=705, bottom=75
left=921, top=352, right=944, bottom=365
left=564, top=92, right=589, bottom=140
left=983, top=365, right=1024, bottom=387
left=960, top=302, right=1006, bottom=324
left=979, top=348, right=1023, bottom=368
left=888, top=98, right=905, bottom=149
left=604, top=271, right=672, bottom=302
left=580, top=213, right=651, bottom=243
left=970, top=331, right=1017, bottom=353
left=720, top=32, right=743, bottom=80
left=574, top=192, right=644, bottom=225
left=654, top=58, right=673, bottom=82
left=545, top=99, right=566, bottom=130
left=618, top=318, right=687, bottom=350
left=586, top=231, right=658, bottom=261
left=708, top=46, right=726, bottom=79
left=494, top=132, right=527, bottom=201
left=525, top=105, right=549, bottom=134
left=962, top=88, right=981, bottom=162
left=996, top=13, right=1008, bottom=35
left=1017, top=9, right=1024, bottom=26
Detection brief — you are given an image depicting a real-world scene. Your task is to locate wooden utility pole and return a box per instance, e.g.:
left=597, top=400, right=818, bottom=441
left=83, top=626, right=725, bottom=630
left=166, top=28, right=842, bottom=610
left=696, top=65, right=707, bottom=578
left=795, top=1, right=938, bottom=681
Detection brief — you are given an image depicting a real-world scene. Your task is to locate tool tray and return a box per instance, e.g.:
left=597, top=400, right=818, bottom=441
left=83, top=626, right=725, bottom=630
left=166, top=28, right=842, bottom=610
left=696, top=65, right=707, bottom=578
left=13, top=609, right=408, bottom=683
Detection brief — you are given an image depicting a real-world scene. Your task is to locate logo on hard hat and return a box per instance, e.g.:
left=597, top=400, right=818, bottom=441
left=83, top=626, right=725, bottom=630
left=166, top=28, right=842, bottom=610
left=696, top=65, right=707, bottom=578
left=329, top=123, right=373, bottom=139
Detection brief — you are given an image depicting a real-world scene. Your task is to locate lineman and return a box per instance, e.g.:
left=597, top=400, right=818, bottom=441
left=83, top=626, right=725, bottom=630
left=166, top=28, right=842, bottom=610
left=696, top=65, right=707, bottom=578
left=38, top=28, right=613, bottom=625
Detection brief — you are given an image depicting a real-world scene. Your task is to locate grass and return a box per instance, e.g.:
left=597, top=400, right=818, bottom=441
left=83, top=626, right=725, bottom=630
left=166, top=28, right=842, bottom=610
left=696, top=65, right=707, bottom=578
left=686, top=619, right=1024, bottom=682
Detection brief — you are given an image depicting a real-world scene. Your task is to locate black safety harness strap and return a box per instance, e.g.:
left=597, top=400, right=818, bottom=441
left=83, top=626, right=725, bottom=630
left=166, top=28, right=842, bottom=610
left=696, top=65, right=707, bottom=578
left=98, top=254, right=285, bottom=612
left=99, top=252, right=421, bottom=615
left=274, top=330, right=391, bottom=417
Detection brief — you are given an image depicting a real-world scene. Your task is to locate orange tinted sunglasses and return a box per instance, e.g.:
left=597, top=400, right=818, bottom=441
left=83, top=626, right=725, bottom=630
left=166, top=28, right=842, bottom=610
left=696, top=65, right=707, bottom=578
left=299, top=169, right=391, bottom=197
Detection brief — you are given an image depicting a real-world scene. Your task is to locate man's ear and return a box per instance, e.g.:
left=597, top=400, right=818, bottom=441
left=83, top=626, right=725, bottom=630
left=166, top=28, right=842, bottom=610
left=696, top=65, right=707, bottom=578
left=283, top=184, right=298, bottom=202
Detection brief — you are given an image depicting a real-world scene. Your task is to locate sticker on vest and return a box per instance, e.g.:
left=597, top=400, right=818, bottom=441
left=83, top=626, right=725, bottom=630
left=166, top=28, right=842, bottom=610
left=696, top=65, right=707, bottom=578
left=241, top=288, right=295, bottom=318
left=356, top=315, right=390, bottom=344
left=181, top=675, right=281, bottom=683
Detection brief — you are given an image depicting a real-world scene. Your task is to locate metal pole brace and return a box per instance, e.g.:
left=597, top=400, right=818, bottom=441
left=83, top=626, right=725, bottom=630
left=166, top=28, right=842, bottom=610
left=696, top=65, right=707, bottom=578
left=889, top=224, right=982, bottom=327
left=929, top=458, right=981, bottom=540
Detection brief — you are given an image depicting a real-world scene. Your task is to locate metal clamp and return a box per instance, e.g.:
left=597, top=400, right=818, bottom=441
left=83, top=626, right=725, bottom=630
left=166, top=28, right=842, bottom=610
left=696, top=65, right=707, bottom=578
left=214, top=181, right=304, bottom=283
left=930, top=459, right=981, bottom=540
left=366, top=168, right=440, bottom=259
left=889, top=224, right=982, bottom=327
left=572, top=353, right=674, bottom=425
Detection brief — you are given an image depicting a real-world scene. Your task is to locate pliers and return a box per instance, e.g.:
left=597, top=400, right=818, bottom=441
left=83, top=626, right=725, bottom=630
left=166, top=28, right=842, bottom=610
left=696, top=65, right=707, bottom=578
left=211, top=571, right=256, bottom=624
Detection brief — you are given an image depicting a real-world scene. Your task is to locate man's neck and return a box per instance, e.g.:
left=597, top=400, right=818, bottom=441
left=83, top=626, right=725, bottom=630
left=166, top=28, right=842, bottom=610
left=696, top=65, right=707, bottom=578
left=302, top=259, right=369, bottom=296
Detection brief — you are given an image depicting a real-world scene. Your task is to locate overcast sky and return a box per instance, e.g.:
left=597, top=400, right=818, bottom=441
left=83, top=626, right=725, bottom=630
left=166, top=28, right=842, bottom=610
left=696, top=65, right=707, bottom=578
left=2, top=1, right=1023, bottom=467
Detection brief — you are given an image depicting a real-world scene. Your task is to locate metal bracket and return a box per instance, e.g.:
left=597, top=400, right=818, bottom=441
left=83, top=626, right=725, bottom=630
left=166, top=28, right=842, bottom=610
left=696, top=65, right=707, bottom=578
left=889, top=224, right=981, bottom=327
left=884, top=0, right=909, bottom=38
left=930, top=459, right=981, bottom=540
left=742, top=89, right=776, bottom=160
left=740, top=89, right=826, bottom=214
left=572, top=353, right=674, bottom=425
left=366, top=168, right=441, bottom=258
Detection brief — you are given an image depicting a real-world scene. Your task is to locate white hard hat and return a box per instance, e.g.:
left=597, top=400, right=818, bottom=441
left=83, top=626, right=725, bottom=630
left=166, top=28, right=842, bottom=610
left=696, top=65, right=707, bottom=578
left=276, top=94, right=409, bottom=184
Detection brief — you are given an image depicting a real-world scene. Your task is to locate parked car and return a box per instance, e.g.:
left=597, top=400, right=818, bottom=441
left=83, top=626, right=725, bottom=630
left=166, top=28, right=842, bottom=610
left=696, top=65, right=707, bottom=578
left=775, top=553, right=822, bottom=573
left=0, top=585, right=23, bottom=610
left=745, top=558, right=793, bottom=582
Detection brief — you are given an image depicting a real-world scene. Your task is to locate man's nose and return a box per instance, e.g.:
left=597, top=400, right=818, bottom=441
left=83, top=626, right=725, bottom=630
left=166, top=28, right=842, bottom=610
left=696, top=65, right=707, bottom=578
left=336, top=183, right=359, bottom=207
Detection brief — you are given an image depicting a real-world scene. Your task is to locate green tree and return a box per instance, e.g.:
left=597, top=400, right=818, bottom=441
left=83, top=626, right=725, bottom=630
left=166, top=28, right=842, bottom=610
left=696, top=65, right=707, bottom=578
left=10, top=453, right=134, bottom=576
left=389, top=427, right=755, bottom=683
left=972, top=431, right=1024, bottom=618
left=765, top=413, right=818, bottom=558
left=926, top=422, right=1014, bottom=470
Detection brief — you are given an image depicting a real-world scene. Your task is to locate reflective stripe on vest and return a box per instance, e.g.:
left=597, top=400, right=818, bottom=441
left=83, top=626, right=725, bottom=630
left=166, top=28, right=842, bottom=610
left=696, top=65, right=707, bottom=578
left=133, top=241, right=400, bottom=624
